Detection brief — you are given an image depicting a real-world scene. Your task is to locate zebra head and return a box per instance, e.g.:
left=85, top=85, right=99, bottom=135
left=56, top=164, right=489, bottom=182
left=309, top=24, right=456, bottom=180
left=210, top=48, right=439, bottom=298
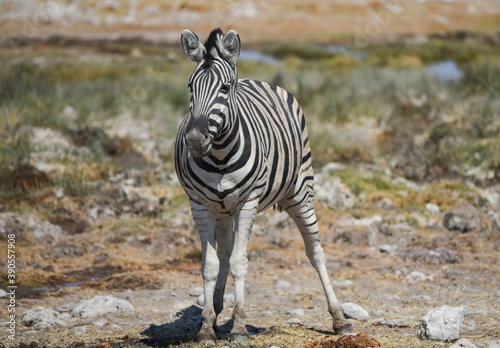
left=181, top=28, right=241, bottom=157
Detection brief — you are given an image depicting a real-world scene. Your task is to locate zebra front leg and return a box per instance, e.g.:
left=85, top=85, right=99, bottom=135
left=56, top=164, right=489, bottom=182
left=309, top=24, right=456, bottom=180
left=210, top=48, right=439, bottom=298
left=229, top=198, right=258, bottom=341
left=284, top=202, right=353, bottom=335
left=191, top=203, right=219, bottom=342
left=213, top=216, right=234, bottom=327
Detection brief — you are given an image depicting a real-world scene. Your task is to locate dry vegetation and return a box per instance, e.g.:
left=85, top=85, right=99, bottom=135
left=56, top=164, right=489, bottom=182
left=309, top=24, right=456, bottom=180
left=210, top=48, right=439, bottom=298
left=0, top=1, right=500, bottom=347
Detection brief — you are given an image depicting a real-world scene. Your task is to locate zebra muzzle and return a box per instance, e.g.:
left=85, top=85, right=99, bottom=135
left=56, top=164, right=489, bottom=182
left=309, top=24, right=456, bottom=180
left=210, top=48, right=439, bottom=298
left=185, top=127, right=212, bottom=157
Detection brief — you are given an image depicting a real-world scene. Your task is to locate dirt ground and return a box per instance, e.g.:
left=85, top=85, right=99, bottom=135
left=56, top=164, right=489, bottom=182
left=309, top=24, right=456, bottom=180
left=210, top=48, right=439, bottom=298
left=1, top=0, right=500, bottom=47
left=1, top=187, right=499, bottom=347
left=1, top=1, right=500, bottom=347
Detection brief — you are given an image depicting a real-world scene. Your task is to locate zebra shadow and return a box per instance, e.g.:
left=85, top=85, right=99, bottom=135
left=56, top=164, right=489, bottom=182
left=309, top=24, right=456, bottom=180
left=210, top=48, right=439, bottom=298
left=140, top=305, right=262, bottom=346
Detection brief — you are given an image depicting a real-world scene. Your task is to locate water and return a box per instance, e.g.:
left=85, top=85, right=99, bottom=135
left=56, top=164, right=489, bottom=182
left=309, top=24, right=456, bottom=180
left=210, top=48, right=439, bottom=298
left=239, top=50, right=282, bottom=66
left=239, top=49, right=464, bottom=84
left=425, top=60, right=463, bottom=81
left=36, top=281, right=84, bottom=292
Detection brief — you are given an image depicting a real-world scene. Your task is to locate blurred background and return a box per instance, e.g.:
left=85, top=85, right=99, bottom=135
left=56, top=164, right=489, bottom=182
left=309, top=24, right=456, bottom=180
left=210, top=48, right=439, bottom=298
left=0, top=1, right=499, bottom=347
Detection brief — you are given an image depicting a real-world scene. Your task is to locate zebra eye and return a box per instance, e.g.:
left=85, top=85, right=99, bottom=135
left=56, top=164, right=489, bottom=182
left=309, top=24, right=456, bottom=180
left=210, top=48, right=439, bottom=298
left=220, top=84, right=231, bottom=94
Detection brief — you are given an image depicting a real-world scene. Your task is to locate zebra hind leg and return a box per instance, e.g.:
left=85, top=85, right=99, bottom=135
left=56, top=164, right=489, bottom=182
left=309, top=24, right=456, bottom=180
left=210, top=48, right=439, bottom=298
left=282, top=197, right=353, bottom=335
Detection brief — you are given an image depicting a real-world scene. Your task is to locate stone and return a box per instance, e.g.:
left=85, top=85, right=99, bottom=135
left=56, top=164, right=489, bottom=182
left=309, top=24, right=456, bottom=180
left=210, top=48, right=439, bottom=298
left=449, top=338, right=476, bottom=348
left=316, top=176, right=355, bottom=210
left=71, top=295, right=134, bottom=318
left=379, top=244, right=397, bottom=255
left=342, top=302, right=370, bottom=322
left=399, top=248, right=460, bottom=264
left=196, top=294, right=204, bottom=306
left=22, top=307, right=67, bottom=328
left=487, top=340, right=500, bottom=348
left=426, top=203, right=441, bottom=216
left=0, top=289, right=7, bottom=298
left=93, top=318, right=108, bottom=329
left=60, top=105, right=78, bottom=123
left=189, top=287, right=203, bottom=297
left=333, top=280, right=354, bottom=289
left=287, top=318, right=301, bottom=326
left=444, top=205, right=482, bottom=233
left=276, top=279, right=292, bottom=289
left=70, top=325, right=88, bottom=336
left=418, top=305, right=465, bottom=341
left=403, top=271, right=433, bottom=284
left=0, top=213, right=65, bottom=244
left=286, top=308, right=305, bottom=317
left=55, top=300, right=83, bottom=313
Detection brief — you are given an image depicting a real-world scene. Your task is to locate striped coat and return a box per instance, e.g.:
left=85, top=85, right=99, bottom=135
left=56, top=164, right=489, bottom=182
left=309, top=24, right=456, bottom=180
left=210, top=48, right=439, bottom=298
left=175, top=28, right=351, bottom=343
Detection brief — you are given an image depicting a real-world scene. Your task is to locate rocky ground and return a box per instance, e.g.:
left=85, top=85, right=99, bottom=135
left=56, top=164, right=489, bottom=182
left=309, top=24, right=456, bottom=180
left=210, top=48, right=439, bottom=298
left=1, top=0, right=500, bottom=48
left=0, top=1, right=500, bottom=347
left=0, top=122, right=499, bottom=347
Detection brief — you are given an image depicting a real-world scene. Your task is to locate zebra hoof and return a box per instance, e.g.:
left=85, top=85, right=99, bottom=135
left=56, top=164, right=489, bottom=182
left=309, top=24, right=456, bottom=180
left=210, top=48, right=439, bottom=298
left=230, top=333, right=249, bottom=342
left=196, top=331, right=217, bottom=343
left=333, top=321, right=353, bottom=335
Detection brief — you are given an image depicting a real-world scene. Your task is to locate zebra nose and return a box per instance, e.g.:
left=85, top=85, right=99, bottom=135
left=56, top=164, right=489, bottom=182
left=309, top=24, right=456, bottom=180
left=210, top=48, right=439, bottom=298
left=185, top=128, right=211, bottom=157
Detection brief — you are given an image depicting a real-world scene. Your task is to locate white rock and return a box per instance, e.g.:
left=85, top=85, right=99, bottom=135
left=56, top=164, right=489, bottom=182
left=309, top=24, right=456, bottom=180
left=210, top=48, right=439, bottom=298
left=342, top=302, right=370, bottom=322
left=70, top=325, right=88, bottom=336
left=333, top=280, right=354, bottom=289
left=449, top=338, right=476, bottom=348
left=418, top=305, right=465, bottom=341
left=403, top=271, right=433, bottom=284
left=316, top=176, right=356, bottom=209
left=196, top=294, right=204, bottom=306
left=189, top=287, right=203, bottom=297
left=287, top=309, right=305, bottom=317
left=0, top=289, right=7, bottom=298
left=443, top=205, right=482, bottom=233
left=276, top=279, right=292, bottom=289
left=21, top=307, right=67, bottom=328
left=321, top=162, right=347, bottom=174
left=93, top=318, right=108, bottom=329
left=426, top=203, right=441, bottom=216
left=71, top=295, right=134, bottom=318
left=487, top=340, right=500, bottom=348
left=287, top=318, right=301, bottom=326
left=60, top=105, right=78, bottom=122
left=31, top=127, right=70, bottom=151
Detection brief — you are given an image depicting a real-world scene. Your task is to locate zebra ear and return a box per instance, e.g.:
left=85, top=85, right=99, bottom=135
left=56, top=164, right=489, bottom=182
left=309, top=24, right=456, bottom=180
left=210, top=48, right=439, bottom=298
left=181, top=29, right=206, bottom=63
left=220, top=30, right=241, bottom=65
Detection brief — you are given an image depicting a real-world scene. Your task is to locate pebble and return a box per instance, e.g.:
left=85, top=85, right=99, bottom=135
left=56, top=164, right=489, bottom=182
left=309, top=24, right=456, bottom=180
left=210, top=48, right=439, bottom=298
left=71, top=295, right=134, bottom=318
left=276, top=279, right=292, bottom=289
left=196, top=294, right=204, bottom=306
left=418, top=305, right=465, bottom=341
left=287, top=318, right=301, bottom=326
left=403, top=271, right=433, bottom=284
left=0, top=289, right=7, bottom=298
left=70, top=325, right=88, bottom=336
left=426, top=203, right=441, bottom=216
left=93, top=318, right=108, bottom=329
left=443, top=204, right=482, bottom=233
left=21, top=307, right=67, bottom=328
left=286, top=308, right=305, bottom=317
left=342, top=302, right=370, bottom=322
left=189, top=287, right=203, bottom=297
left=333, top=280, right=354, bottom=288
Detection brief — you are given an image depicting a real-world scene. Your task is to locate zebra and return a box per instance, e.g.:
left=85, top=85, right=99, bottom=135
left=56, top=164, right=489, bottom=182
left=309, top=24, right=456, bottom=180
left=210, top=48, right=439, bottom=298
left=175, top=28, right=352, bottom=342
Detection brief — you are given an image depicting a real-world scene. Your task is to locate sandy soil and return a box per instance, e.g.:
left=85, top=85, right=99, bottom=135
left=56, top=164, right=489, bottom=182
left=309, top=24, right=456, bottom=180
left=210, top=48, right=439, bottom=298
left=1, top=0, right=500, bottom=47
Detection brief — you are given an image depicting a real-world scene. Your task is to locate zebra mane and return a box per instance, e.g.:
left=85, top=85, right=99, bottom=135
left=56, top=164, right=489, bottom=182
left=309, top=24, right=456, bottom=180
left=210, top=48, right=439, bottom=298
left=202, top=28, right=227, bottom=66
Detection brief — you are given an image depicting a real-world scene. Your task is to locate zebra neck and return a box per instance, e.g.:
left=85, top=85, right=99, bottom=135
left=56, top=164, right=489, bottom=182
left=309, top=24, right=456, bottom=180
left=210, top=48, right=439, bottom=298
left=210, top=114, right=242, bottom=161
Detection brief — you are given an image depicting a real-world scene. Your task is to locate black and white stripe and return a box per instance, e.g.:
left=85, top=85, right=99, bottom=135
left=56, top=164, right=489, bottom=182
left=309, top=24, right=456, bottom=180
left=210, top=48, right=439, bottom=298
left=174, top=28, right=352, bottom=342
